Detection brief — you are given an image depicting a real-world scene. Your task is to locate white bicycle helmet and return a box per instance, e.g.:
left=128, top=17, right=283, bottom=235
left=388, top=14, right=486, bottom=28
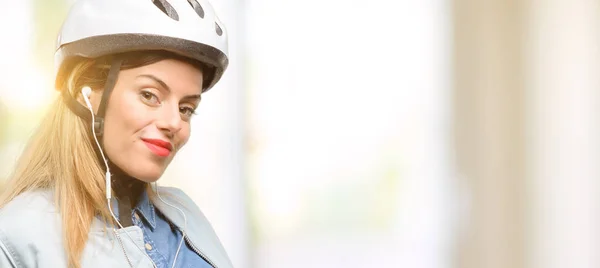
left=56, top=0, right=229, bottom=138
left=55, top=0, right=229, bottom=92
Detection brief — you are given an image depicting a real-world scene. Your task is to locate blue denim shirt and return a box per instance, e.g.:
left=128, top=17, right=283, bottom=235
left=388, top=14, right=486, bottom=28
left=114, top=190, right=213, bottom=268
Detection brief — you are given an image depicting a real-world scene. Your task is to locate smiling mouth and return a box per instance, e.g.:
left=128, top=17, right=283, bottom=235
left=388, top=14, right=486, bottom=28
left=141, top=138, right=172, bottom=157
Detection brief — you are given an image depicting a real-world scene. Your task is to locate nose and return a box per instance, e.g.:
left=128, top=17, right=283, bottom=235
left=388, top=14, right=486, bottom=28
left=156, top=104, right=183, bottom=137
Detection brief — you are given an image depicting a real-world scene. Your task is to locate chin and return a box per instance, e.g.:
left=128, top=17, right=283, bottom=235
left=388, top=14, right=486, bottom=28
left=137, top=171, right=164, bottom=183
left=126, top=166, right=165, bottom=183
left=136, top=174, right=162, bottom=183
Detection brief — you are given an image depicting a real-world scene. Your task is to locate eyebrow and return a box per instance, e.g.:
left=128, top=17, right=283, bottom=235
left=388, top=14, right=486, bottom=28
left=137, top=74, right=202, bottom=101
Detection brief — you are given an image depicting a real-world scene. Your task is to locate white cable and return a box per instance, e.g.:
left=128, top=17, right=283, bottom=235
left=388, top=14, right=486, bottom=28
left=155, top=182, right=187, bottom=268
left=81, top=87, right=157, bottom=268
left=81, top=87, right=112, bottom=199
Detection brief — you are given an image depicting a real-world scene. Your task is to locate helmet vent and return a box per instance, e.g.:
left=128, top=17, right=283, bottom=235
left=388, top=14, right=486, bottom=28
left=215, top=22, right=223, bottom=36
left=187, top=0, right=205, bottom=18
left=152, top=0, right=179, bottom=21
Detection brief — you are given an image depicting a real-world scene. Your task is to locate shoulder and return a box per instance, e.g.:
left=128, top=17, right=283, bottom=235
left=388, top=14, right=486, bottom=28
left=152, top=186, right=214, bottom=231
left=154, top=186, right=205, bottom=215
left=154, top=186, right=195, bottom=205
left=0, top=189, right=60, bottom=230
left=0, top=190, right=63, bottom=267
left=152, top=186, right=234, bottom=268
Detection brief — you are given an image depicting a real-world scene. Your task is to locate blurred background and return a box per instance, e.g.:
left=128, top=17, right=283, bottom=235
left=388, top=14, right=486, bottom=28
left=1, top=0, right=599, bottom=267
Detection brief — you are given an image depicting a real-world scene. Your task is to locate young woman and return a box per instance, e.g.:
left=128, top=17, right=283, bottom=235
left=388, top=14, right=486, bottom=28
left=0, top=0, right=233, bottom=267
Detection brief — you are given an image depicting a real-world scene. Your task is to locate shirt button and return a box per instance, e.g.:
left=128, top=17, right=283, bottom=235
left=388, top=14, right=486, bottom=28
left=145, top=243, right=152, bottom=251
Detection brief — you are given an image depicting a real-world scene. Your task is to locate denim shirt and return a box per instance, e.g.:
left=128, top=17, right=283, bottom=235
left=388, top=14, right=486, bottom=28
left=113, top=190, right=213, bottom=268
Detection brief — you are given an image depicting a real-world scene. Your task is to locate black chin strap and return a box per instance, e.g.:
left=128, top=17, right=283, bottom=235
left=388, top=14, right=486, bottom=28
left=62, top=87, right=92, bottom=122
left=110, top=163, right=147, bottom=227
left=62, top=58, right=144, bottom=226
left=97, top=58, right=123, bottom=127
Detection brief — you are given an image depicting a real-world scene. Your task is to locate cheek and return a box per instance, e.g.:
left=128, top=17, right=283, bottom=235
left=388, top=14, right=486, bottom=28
left=106, top=92, right=148, bottom=136
left=176, top=127, right=192, bottom=151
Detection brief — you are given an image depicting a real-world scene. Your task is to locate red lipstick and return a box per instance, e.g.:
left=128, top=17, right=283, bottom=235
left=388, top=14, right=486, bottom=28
left=142, top=138, right=173, bottom=157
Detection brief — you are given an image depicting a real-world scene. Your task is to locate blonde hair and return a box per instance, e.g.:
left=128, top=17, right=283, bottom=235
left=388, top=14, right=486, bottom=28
left=0, top=59, right=112, bottom=268
left=0, top=50, right=204, bottom=268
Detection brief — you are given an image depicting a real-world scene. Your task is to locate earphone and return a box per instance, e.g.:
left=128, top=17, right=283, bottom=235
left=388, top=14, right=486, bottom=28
left=81, top=86, right=187, bottom=268
left=81, top=87, right=112, bottom=200
left=81, top=86, right=153, bottom=267
left=81, top=86, right=92, bottom=105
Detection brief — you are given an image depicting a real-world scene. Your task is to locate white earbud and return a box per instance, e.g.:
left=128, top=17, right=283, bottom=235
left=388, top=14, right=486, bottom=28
left=80, top=87, right=160, bottom=268
left=81, top=86, right=93, bottom=111
left=80, top=86, right=112, bottom=200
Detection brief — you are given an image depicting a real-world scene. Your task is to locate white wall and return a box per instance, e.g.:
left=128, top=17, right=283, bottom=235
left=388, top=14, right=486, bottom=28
left=526, top=1, right=600, bottom=268
left=245, top=0, right=455, bottom=267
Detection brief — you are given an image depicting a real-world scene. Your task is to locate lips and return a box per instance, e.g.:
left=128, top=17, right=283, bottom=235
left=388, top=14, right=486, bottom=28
left=142, top=138, right=173, bottom=157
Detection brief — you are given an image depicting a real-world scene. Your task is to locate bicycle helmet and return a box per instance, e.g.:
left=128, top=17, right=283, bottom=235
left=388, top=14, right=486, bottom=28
left=55, top=0, right=229, bottom=136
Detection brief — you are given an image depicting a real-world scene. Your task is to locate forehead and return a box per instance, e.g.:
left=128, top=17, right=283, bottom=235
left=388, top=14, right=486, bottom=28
left=119, top=58, right=204, bottom=95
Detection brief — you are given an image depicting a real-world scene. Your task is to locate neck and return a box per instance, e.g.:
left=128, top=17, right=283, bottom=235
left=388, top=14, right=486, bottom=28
left=109, top=162, right=146, bottom=207
left=109, top=163, right=146, bottom=227
left=90, top=134, right=146, bottom=224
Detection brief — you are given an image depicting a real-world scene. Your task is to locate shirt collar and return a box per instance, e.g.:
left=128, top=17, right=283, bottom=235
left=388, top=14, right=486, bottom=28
left=133, top=189, right=157, bottom=230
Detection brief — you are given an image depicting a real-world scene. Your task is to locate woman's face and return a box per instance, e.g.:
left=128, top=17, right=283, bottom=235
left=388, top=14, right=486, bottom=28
left=88, top=59, right=203, bottom=182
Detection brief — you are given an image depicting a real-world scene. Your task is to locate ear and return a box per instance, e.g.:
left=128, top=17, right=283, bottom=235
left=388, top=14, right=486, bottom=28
left=76, top=87, right=102, bottom=114
left=89, top=89, right=104, bottom=114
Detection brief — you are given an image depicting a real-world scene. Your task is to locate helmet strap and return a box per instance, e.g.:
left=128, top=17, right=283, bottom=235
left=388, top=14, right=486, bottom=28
left=61, top=58, right=122, bottom=138
left=95, top=58, right=123, bottom=136
left=61, top=58, right=123, bottom=175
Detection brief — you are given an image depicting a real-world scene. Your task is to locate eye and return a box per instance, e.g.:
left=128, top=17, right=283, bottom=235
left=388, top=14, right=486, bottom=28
left=140, top=90, right=160, bottom=105
left=180, top=106, right=197, bottom=118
